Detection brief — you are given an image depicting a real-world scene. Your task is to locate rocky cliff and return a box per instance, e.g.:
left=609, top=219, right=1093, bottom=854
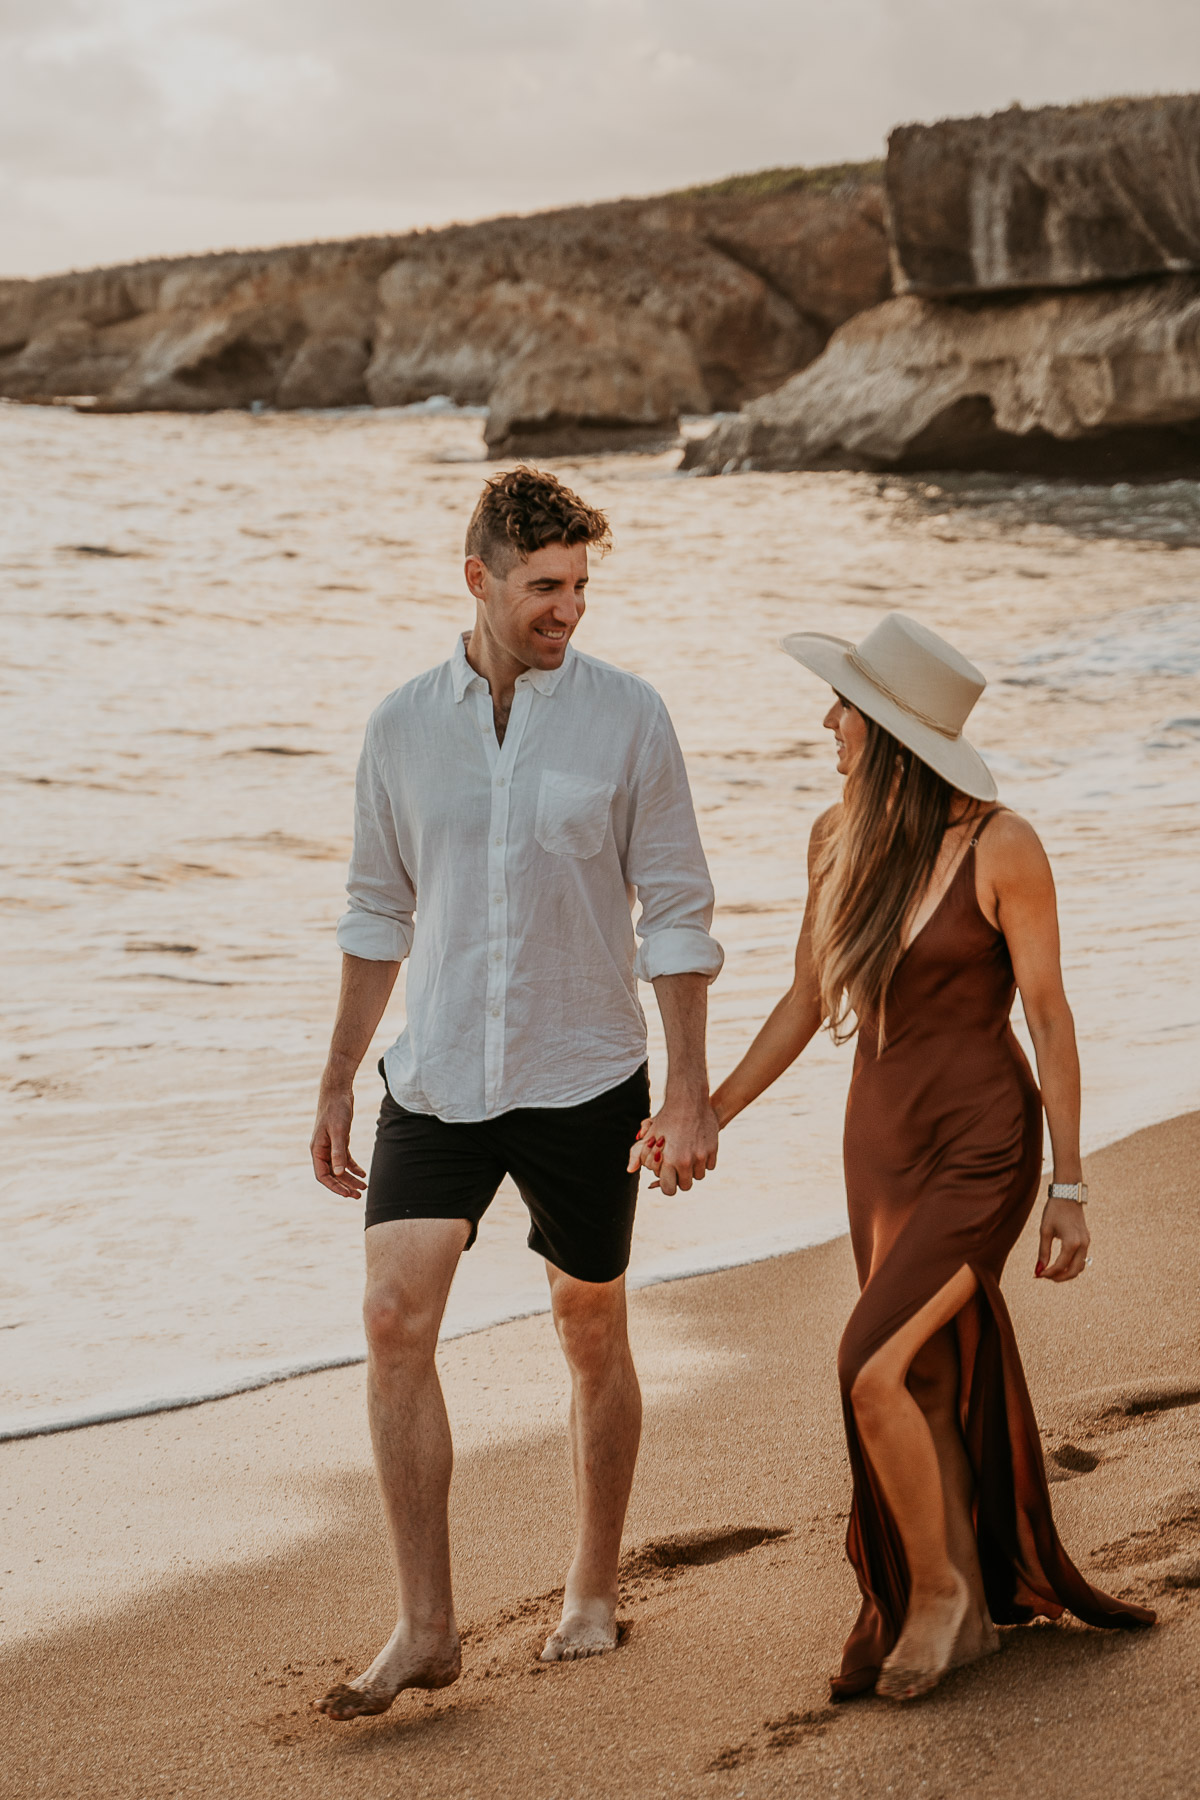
left=683, top=279, right=1200, bottom=476
left=887, top=94, right=1200, bottom=296
left=689, top=94, right=1200, bottom=476
left=0, top=164, right=890, bottom=454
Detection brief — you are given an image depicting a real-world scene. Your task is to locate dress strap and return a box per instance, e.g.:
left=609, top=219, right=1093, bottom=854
left=969, top=806, right=1005, bottom=848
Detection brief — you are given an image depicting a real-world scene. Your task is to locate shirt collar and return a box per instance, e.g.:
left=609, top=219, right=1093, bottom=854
left=451, top=632, right=574, bottom=701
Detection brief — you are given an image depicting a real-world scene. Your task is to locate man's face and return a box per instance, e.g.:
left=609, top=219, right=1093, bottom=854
left=466, top=541, right=588, bottom=670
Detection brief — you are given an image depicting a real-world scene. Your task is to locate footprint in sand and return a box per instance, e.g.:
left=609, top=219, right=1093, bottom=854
left=1091, top=1490, right=1200, bottom=1573
left=708, top=1706, right=838, bottom=1772
left=1045, top=1377, right=1200, bottom=1480
left=298, top=1523, right=796, bottom=1727
left=1047, top=1440, right=1104, bottom=1481
left=1068, top=1378, right=1200, bottom=1435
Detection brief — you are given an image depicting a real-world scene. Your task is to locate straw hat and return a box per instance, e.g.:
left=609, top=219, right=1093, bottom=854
left=781, top=612, right=997, bottom=801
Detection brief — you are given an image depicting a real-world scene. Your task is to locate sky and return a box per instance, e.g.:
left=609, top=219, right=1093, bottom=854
left=4, top=0, right=1200, bottom=278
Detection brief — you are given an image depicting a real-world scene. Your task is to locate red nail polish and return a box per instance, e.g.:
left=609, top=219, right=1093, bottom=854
left=1034, top=1261, right=1045, bottom=1277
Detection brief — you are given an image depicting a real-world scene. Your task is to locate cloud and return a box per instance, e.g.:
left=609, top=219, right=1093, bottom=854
left=3, top=0, right=1200, bottom=275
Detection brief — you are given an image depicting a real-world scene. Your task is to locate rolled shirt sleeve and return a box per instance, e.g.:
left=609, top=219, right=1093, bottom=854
left=336, top=715, right=416, bottom=962
left=626, top=699, right=724, bottom=985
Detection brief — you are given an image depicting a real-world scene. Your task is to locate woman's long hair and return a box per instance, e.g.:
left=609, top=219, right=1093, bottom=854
left=811, top=711, right=970, bottom=1048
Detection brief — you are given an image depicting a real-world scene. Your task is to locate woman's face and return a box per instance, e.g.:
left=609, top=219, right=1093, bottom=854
left=823, top=692, right=868, bottom=776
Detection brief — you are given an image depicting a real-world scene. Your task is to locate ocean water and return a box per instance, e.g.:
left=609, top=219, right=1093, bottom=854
left=2, top=404, right=1198, bottom=1437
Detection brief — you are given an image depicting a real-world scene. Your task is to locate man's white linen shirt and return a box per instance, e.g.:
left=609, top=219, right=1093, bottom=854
left=337, top=635, right=723, bottom=1121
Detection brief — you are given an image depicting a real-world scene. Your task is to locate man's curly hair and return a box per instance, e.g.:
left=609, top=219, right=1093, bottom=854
left=465, top=466, right=612, bottom=573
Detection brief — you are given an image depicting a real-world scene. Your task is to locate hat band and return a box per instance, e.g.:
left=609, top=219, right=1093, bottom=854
left=845, top=648, right=961, bottom=741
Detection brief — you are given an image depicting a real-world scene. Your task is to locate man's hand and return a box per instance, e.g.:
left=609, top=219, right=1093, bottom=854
left=311, top=1084, right=367, bottom=1198
left=627, top=1094, right=719, bottom=1196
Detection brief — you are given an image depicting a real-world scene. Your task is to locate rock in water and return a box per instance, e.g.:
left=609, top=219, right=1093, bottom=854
left=484, top=326, right=707, bottom=459
left=684, top=276, right=1200, bottom=475
left=888, top=95, right=1200, bottom=296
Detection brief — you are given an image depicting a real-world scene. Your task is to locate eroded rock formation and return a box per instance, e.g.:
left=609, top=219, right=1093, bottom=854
left=684, top=278, right=1200, bottom=475
left=690, top=93, right=1200, bottom=476
left=0, top=166, right=890, bottom=453
left=888, top=95, right=1200, bottom=296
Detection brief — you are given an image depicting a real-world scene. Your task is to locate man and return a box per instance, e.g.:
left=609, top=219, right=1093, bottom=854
left=309, top=466, right=722, bottom=1721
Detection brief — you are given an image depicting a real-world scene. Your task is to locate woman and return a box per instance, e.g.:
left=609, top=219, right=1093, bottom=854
left=640, top=613, right=1154, bottom=1701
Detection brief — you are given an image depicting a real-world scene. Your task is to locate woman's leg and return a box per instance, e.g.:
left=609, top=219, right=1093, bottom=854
left=905, top=1326, right=998, bottom=1663
left=847, top=1265, right=979, bottom=1699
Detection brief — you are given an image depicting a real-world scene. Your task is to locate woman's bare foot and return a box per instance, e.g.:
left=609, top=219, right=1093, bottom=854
left=876, top=1573, right=970, bottom=1701
left=949, top=1603, right=1000, bottom=1673
left=540, top=1594, right=618, bottom=1663
left=312, top=1623, right=461, bottom=1721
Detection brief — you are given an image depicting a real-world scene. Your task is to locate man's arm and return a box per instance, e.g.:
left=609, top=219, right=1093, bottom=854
left=622, top=701, right=724, bottom=1198
left=635, top=972, right=719, bottom=1197
left=313, top=712, right=415, bottom=1197
left=311, top=954, right=400, bottom=1197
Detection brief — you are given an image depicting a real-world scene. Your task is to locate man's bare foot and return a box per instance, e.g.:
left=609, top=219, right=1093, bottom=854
left=312, top=1623, right=461, bottom=1722
left=540, top=1595, right=618, bottom=1663
left=876, top=1574, right=970, bottom=1702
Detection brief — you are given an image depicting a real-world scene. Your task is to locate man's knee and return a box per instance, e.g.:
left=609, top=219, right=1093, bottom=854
left=362, top=1285, right=440, bottom=1365
left=552, top=1278, right=628, bottom=1376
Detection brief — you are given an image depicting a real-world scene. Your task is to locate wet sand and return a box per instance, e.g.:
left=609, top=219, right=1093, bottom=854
left=3, top=1111, right=1198, bottom=1800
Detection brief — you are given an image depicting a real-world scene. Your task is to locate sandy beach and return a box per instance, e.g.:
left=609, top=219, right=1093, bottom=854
left=4, top=1110, right=1198, bottom=1800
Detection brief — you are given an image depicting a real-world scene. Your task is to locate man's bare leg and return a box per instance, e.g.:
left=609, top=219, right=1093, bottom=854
left=313, top=1217, right=471, bottom=1721
left=540, top=1267, right=642, bottom=1662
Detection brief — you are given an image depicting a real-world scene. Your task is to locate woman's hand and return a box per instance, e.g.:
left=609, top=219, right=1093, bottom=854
left=630, top=1117, right=718, bottom=1192
left=1035, top=1198, right=1090, bottom=1282
left=630, top=1118, right=665, bottom=1184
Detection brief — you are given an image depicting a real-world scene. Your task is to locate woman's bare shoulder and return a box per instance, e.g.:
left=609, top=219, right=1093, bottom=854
left=979, top=807, right=1052, bottom=883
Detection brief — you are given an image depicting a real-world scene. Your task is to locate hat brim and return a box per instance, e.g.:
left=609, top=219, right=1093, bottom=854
left=781, top=631, right=997, bottom=803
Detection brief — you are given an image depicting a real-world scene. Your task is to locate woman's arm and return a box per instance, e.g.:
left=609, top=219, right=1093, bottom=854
left=708, top=810, right=832, bottom=1129
left=982, top=814, right=1090, bottom=1284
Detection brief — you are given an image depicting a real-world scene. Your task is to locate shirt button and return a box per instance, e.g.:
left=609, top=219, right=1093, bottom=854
left=492, top=893, right=503, bottom=904
left=492, top=949, right=502, bottom=960
left=495, top=777, right=506, bottom=788
left=494, top=836, right=503, bottom=846
left=491, top=1007, right=501, bottom=1018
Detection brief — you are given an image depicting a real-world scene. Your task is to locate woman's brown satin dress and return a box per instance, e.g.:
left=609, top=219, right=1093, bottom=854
left=832, top=810, right=1154, bottom=1700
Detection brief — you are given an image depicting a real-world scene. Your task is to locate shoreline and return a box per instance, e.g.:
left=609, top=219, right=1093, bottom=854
left=7, top=1092, right=1192, bottom=1445
left=7, top=407, right=1200, bottom=1464
left=3, top=1109, right=1199, bottom=1799
left=0, top=1218, right=848, bottom=1444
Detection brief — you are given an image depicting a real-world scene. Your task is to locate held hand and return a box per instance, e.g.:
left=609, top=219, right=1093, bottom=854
left=311, top=1085, right=367, bottom=1198
left=1035, top=1198, right=1090, bottom=1282
left=627, top=1097, right=719, bottom=1197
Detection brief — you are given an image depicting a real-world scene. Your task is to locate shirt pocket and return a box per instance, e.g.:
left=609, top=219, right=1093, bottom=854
left=534, top=769, right=617, bottom=860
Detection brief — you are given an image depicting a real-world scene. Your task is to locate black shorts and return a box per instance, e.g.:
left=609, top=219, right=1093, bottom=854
left=364, top=1061, right=650, bottom=1285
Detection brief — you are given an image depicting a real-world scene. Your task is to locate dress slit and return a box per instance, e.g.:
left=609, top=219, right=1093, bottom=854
left=832, top=812, right=1153, bottom=1700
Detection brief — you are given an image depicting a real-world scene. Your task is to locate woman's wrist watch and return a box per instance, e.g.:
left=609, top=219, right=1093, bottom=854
left=1048, top=1180, right=1088, bottom=1204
